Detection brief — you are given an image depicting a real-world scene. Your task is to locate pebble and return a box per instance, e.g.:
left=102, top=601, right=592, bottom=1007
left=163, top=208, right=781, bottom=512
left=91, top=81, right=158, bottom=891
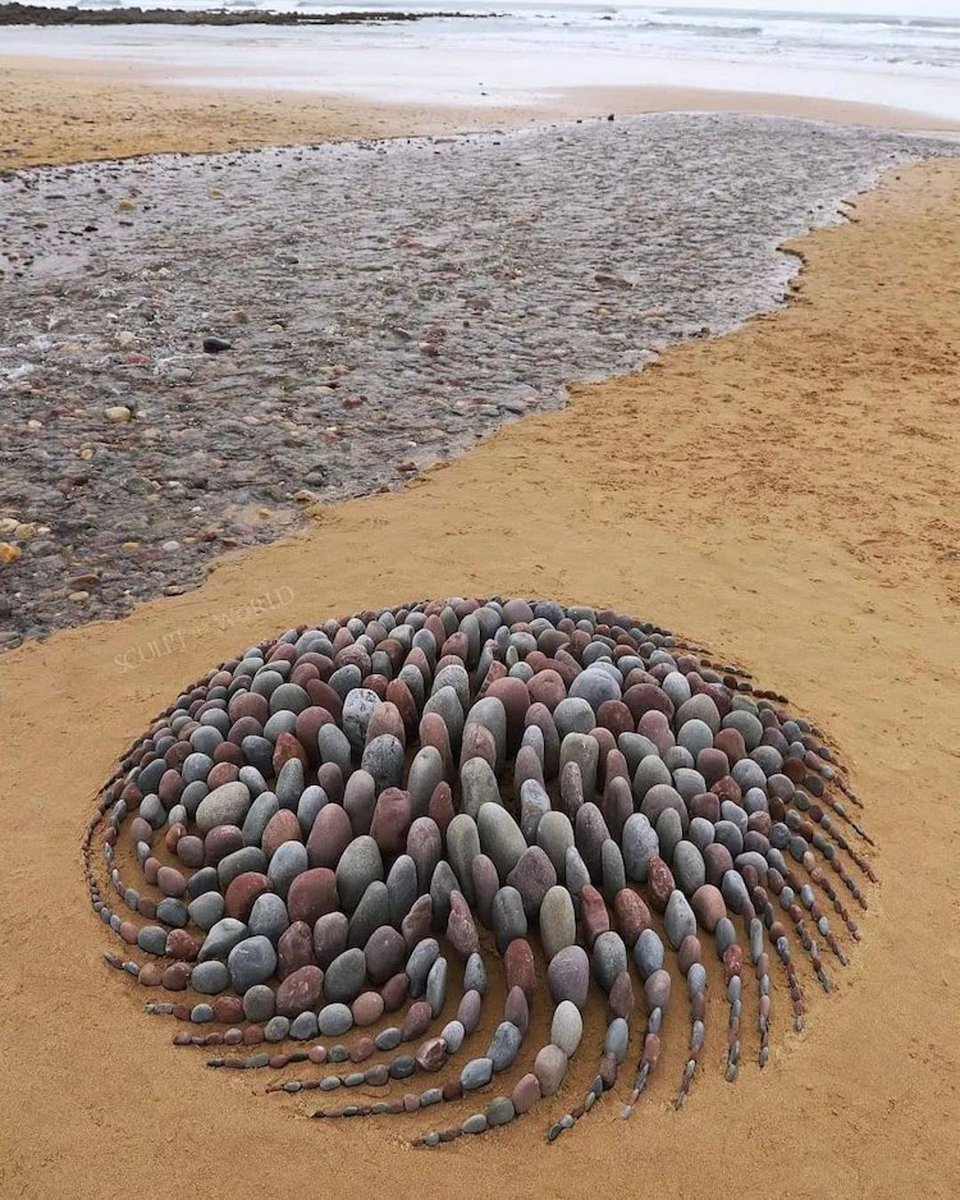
left=551, top=1000, right=583, bottom=1057
left=461, top=1057, right=494, bottom=1091
left=533, top=1044, right=568, bottom=1097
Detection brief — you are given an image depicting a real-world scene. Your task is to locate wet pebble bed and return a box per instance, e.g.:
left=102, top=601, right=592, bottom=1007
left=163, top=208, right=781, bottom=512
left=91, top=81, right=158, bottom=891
left=0, top=113, right=954, bottom=649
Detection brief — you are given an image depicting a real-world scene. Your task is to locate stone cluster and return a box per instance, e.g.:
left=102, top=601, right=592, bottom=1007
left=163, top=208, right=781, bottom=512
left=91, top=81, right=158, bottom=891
left=83, top=597, right=876, bottom=1142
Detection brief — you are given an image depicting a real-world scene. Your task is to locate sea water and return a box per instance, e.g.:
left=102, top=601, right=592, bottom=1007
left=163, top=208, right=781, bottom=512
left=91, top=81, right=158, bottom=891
left=3, top=1, right=960, bottom=119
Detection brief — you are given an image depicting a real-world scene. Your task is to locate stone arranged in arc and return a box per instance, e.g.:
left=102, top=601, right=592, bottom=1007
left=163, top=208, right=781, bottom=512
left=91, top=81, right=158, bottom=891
left=84, top=597, right=876, bottom=1144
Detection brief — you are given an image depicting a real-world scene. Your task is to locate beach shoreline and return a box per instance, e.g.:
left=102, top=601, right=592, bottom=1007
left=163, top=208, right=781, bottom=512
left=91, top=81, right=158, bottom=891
left=3, top=56, right=960, bottom=172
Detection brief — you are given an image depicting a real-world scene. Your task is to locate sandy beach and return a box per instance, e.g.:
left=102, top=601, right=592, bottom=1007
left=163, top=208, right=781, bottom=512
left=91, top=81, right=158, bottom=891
left=1, top=48, right=960, bottom=1200
left=3, top=56, right=960, bottom=171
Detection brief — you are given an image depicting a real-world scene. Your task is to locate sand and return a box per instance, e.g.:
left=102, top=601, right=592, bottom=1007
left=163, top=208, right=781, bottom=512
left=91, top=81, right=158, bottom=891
left=3, top=55, right=960, bottom=170
left=1, top=73, right=959, bottom=1200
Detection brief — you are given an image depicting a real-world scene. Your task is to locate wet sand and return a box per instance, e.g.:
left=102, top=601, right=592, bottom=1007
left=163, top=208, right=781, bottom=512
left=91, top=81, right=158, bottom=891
left=0, top=65, right=958, bottom=1189
left=3, top=55, right=959, bottom=170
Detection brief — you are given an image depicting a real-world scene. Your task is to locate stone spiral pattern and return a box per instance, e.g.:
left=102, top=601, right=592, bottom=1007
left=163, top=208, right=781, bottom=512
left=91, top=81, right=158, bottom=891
left=84, top=598, right=877, bottom=1143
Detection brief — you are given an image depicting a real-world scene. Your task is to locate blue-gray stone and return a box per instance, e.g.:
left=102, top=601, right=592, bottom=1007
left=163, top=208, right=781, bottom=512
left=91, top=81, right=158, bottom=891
left=375, top=1027, right=402, bottom=1051
left=491, top=886, right=526, bottom=954
left=188, top=891, right=224, bottom=932
left=385, top=854, right=418, bottom=926
left=553, top=698, right=596, bottom=739
left=318, top=724, right=352, bottom=778
left=318, top=1003, right=353, bottom=1036
left=441, top=1020, right=466, bottom=1053
left=268, top=840, right=308, bottom=898
left=336, top=835, right=383, bottom=912
left=248, top=893, right=290, bottom=943
left=604, top=1017, right=629, bottom=1064
left=672, top=840, right=706, bottom=896
left=621, top=813, right=659, bottom=883
left=461, top=1057, right=494, bottom=1091
left=217, top=847, right=267, bottom=890
left=406, top=938, right=440, bottom=998
left=342, top=688, right=382, bottom=756
left=361, top=734, right=405, bottom=795
left=592, top=931, right=627, bottom=992
left=242, top=984, right=275, bottom=1022
left=265, top=1015, right=291, bottom=1043
left=135, top=924, right=168, bottom=956
left=242, top=792, right=279, bottom=847
left=426, top=956, right=448, bottom=1017
left=463, top=951, right=487, bottom=995
left=156, top=897, right=188, bottom=928
left=228, top=935, right=277, bottom=991
left=486, top=1021, right=522, bottom=1071
left=325, top=948, right=367, bottom=1003
left=664, top=889, right=697, bottom=950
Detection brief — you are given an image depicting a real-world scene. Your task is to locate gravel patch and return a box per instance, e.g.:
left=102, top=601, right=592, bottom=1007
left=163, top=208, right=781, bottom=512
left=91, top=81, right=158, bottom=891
left=0, top=114, right=953, bottom=648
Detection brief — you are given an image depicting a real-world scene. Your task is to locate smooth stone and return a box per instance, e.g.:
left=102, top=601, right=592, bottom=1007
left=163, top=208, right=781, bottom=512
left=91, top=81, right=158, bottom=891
left=533, top=1044, right=568, bottom=1097
left=198, top=917, right=248, bottom=962
left=664, top=889, right=697, bottom=950
left=227, top=935, right=277, bottom=992
left=267, top=840, right=308, bottom=899
left=491, top=886, right=527, bottom=954
left=335, top=836, right=383, bottom=912
left=673, top=840, right=707, bottom=896
left=592, top=930, right=628, bottom=992
left=191, top=960, right=229, bottom=994
left=188, top=892, right=225, bottom=932
left=446, top=813, right=481, bottom=904
left=551, top=1000, right=583, bottom=1057
left=478, top=803, right=527, bottom=881
left=461, top=1057, right=494, bottom=1091
left=196, top=782, right=251, bottom=834
left=325, top=947, right=367, bottom=1003
left=539, top=885, right=577, bottom=960
left=547, top=945, right=590, bottom=1008
left=604, top=1016, right=629, bottom=1064
left=242, top=984, right=275, bottom=1022
left=486, top=1021, right=522, bottom=1072
left=441, top=1020, right=466, bottom=1054
left=621, top=813, right=659, bottom=883
left=406, top=937, right=440, bottom=997
left=318, top=1003, right=353, bottom=1037
left=634, top=928, right=665, bottom=979
left=536, top=811, right=575, bottom=878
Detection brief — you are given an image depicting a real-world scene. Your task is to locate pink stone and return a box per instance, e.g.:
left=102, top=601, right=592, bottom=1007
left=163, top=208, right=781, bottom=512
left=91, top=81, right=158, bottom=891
left=446, top=891, right=480, bottom=959
left=352, top=991, right=385, bottom=1027
left=415, top=1037, right=447, bottom=1072
left=276, top=965, right=324, bottom=1018
left=691, top=884, right=726, bottom=932
left=277, top=920, right=315, bottom=980
left=504, top=939, right=536, bottom=1000
left=369, top=788, right=412, bottom=858
left=401, top=1000, right=433, bottom=1041
left=613, top=888, right=652, bottom=946
left=306, top=803, right=352, bottom=870
left=262, top=809, right=302, bottom=860
left=511, top=1073, right=541, bottom=1114
left=223, top=872, right=273, bottom=922
left=287, top=867, right=338, bottom=927
left=156, top=865, right=186, bottom=898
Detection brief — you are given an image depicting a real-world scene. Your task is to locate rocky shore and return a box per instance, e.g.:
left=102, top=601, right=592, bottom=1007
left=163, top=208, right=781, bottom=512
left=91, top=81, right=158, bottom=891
left=0, top=114, right=954, bottom=651
left=0, top=3, right=491, bottom=25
